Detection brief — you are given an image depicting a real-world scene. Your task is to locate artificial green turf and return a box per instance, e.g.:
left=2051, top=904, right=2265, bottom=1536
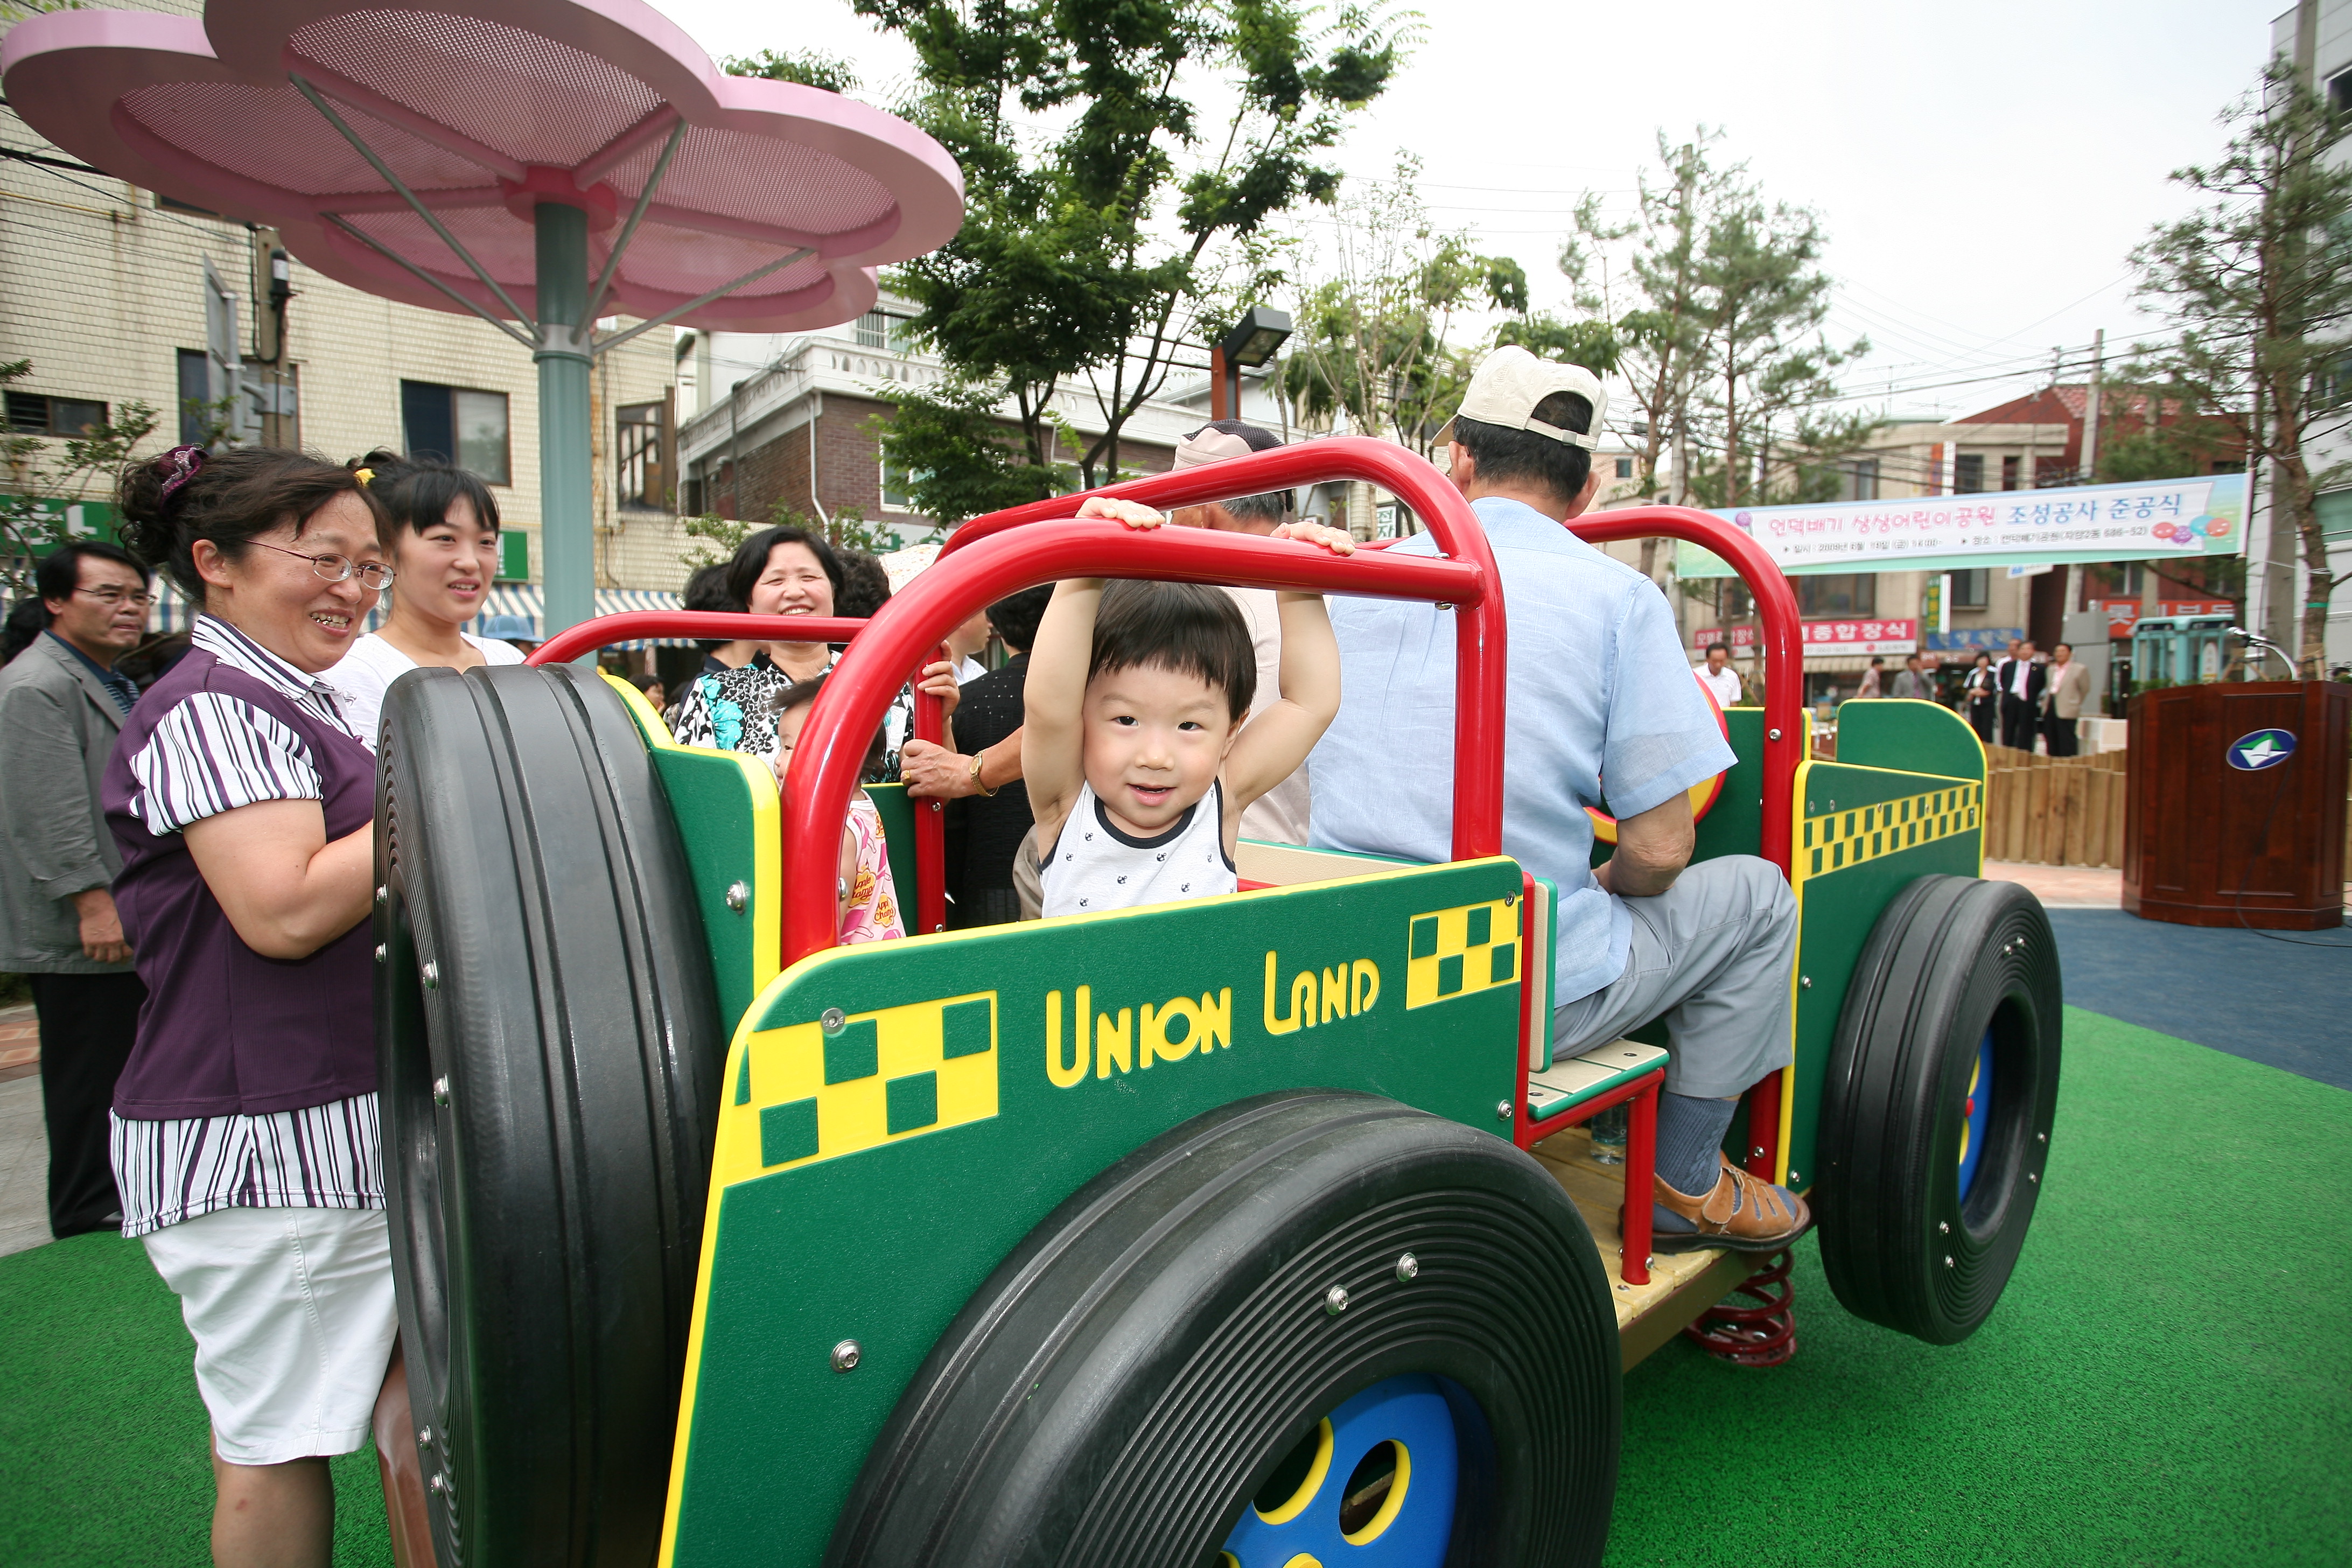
left=1608, top=1006, right=2352, bottom=1567
left=0, top=1231, right=392, bottom=1567
left=1, top=1006, right=2344, bottom=1565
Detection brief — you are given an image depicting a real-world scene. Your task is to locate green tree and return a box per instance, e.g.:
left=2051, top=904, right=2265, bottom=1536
left=1688, top=197, right=1866, bottom=508
left=722, top=48, right=863, bottom=95
left=2, top=359, right=158, bottom=597
left=869, top=382, right=1062, bottom=529
left=2125, top=60, right=2352, bottom=675
left=862, top=0, right=1413, bottom=494
left=1282, top=156, right=1532, bottom=455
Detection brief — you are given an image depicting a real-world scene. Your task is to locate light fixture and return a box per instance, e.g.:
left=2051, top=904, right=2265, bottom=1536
left=1220, top=305, right=1292, bottom=368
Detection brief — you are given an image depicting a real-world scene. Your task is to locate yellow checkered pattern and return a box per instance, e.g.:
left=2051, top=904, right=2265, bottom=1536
left=717, top=991, right=999, bottom=1187
left=1801, top=783, right=1982, bottom=879
left=1405, top=897, right=1522, bottom=1009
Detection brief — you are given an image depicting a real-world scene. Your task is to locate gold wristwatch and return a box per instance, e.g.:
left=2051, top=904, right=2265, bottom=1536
left=969, top=753, right=997, bottom=797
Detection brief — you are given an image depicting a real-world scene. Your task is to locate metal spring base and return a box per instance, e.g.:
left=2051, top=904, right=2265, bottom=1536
left=1681, top=1248, right=1796, bottom=1367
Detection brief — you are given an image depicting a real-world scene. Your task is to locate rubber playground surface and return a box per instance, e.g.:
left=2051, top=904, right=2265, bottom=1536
left=2, top=995, right=2346, bottom=1564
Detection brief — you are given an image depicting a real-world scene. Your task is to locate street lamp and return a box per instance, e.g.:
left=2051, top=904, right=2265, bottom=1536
left=1211, top=305, right=1292, bottom=422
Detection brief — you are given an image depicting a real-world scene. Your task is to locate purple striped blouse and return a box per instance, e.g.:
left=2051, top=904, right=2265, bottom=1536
left=102, top=616, right=381, bottom=1236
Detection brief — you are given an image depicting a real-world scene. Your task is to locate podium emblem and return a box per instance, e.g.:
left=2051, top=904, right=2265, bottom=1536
left=2226, top=728, right=2297, bottom=771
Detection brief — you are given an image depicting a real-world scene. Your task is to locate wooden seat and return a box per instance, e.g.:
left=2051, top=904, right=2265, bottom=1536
left=1526, top=1040, right=1670, bottom=1123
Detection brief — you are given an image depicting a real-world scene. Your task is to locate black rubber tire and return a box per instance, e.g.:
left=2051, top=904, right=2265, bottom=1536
left=1816, top=873, right=2062, bottom=1345
left=825, top=1090, right=1621, bottom=1568
left=376, top=664, right=727, bottom=1568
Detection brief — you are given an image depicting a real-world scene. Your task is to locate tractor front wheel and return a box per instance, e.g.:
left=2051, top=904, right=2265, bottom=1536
left=1816, top=874, right=2062, bottom=1345
left=377, top=665, right=727, bottom=1567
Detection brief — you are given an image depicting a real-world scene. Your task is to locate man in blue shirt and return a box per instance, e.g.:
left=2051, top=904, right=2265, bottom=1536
left=1310, top=346, right=1805, bottom=1252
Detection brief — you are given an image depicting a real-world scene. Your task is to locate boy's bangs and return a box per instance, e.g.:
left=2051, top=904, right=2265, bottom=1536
left=1088, top=580, right=1256, bottom=722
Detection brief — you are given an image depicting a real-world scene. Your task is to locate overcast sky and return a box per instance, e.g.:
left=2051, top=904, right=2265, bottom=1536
left=659, top=0, right=2284, bottom=422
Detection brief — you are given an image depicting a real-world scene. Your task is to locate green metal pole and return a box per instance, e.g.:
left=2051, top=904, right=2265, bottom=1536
left=534, top=201, right=593, bottom=640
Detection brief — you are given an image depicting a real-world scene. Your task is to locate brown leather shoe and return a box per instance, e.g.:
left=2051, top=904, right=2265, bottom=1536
left=1648, top=1154, right=1812, bottom=1254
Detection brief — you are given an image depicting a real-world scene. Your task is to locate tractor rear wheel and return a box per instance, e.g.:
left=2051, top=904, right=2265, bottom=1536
left=377, top=664, right=726, bottom=1567
left=826, top=1090, right=1621, bottom=1568
left=1816, top=874, right=2061, bottom=1345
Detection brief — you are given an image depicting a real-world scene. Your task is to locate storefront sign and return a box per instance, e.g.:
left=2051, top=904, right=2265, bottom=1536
left=1924, top=626, right=2025, bottom=653
left=1696, top=621, right=1920, bottom=656
left=1677, top=473, right=2247, bottom=578
left=2104, top=599, right=2235, bottom=638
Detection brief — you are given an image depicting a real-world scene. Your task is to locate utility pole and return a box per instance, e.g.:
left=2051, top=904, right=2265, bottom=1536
left=2080, top=328, right=2104, bottom=483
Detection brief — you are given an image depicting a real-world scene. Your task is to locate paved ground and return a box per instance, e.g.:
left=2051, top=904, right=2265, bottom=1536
left=0, top=1074, right=50, bottom=1259
left=1982, top=859, right=2125, bottom=907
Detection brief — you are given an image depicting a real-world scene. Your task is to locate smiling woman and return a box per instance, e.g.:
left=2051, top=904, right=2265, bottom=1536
left=325, top=451, right=524, bottom=749
left=669, top=524, right=848, bottom=758
left=102, top=445, right=399, bottom=1568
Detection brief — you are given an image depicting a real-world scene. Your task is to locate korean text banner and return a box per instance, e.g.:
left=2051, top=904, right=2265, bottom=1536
left=1676, top=473, right=2245, bottom=578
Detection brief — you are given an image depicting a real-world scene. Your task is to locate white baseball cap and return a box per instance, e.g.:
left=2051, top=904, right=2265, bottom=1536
left=1454, top=344, right=1607, bottom=450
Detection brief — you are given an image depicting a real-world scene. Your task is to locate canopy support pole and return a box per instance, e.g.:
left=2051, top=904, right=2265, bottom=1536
left=589, top=244, right=816, bottom=358
left=536, top=202, right=594, bottom=645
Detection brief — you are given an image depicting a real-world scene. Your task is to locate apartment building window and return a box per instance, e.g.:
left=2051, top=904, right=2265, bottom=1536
left=616, top=400, right=671, bottom=510
left=5, top=390, right=107, bottom=438
left=2001, top=455, right=2020, bottom=491
left=1841, top=458, right=1879, bottom=501
left=880, top=457, right=928, bottom=511
left=1797, top=573, right=1876, bottom=617
left=1951, top=568, right=1988, bottom=610
left=401, top=381, right=510, bottom=484
left=855, top=311, right=915, bottom=353
left=1954, top=453, right=1985, bottom=493
left=2332, top=66, right=2352, bottom=119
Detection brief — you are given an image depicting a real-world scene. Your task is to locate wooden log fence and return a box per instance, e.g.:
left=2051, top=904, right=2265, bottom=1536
left=1980, top=746, right=2128, bottom=869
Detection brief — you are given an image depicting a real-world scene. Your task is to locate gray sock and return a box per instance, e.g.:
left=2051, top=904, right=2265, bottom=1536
left=1654, top=1093, right=1738, bottom=1195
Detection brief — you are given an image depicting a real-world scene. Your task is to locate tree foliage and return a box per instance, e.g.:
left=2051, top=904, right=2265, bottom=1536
left=721, top=48, right=863, bottom=95
left=862, top=0, right=1413, bottom=498
left=2124, top=60, right=2352, bottom=675
left=868, top=382, right=1062, bottom=528
left=1281, top=156, right=1556, bottom=454
left=2, top=359, right=158, bottom=598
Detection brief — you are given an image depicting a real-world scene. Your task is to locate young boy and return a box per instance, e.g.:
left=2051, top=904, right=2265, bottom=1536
left=1024, top=499, right=1350, bottom=916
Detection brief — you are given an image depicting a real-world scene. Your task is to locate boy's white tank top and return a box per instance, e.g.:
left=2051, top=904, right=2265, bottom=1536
left=1040, top=779, right=1236, bottom=916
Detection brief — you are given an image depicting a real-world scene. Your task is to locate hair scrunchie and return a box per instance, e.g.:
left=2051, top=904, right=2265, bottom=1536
left=156, top=444, right=208, bottom=517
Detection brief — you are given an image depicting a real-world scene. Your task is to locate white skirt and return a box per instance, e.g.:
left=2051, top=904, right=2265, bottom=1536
left=142, top=1205, right=398, bottom=1465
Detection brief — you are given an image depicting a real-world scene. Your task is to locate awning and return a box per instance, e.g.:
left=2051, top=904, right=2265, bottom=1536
left=148, top=586, right=687, bottom=647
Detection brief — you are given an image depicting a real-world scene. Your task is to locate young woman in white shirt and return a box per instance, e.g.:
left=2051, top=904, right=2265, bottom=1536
left=327, top=452, right=524, bottom=747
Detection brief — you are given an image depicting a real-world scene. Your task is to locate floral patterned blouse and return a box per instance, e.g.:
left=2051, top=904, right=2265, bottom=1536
left=841, top=794, right=904, bottom=943
left=669, top=652, right=829, bottom=755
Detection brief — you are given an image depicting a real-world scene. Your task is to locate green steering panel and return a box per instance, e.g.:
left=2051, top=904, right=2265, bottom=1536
left=660, top=857, right=1531, bottom=1568
left=1785, top=758, right=1984, bottom=1186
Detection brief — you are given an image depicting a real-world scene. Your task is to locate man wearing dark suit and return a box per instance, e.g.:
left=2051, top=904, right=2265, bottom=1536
left=0, top=541, right=153, bottom=1238
left=1997, top=639, right=2046, bottom=752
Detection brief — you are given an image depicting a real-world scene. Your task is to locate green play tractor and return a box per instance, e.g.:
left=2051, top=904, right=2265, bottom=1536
left=371, top=438, right=2061, bottom=1568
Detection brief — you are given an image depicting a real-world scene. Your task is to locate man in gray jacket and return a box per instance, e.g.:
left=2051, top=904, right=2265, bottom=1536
left=0, top=540, right=151, bottom=1237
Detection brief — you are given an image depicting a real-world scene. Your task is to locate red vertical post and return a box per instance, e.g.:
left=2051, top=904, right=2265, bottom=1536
left=1623, top=1078, right=1658, bottom=1286
left=913, top=641, right=947, bottom=935
left=1209, top=346, right=1230, bottom=421
left=1744, top=1071, right=1782, bottom=1182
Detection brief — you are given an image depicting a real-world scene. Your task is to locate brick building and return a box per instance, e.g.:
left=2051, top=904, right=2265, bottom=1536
left=676, top=300, right=1204, bottom=543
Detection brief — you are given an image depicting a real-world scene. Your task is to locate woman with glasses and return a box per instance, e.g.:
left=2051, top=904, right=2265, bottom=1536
left=102, top=445, right=395, bottom=1568
left=326, top=450, right=524, bottom=748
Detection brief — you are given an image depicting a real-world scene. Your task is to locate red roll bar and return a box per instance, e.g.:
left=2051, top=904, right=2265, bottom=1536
left=530, top=613, right=869, bottom=666
left=778, top=520, right=1496, bottom=965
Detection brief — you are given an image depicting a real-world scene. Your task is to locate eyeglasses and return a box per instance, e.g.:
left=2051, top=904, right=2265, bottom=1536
left=75, top=586, right=154, bottom=610
left=249, top=541, right=396, bottom=591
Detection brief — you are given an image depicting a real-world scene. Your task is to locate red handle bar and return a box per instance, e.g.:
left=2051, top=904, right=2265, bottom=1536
left=778, top=521, right=1497, bottom=965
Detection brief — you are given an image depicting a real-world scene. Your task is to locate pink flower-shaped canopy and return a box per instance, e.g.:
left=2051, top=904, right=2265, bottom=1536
left=1, top=0, right=965, bottom=334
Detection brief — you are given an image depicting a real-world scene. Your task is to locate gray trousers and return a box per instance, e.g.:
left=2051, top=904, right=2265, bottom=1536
left=1550, top=855, right=1797, bottom=1099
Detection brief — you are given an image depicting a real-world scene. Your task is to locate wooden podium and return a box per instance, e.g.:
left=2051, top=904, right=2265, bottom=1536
left=2124, top=680, right=2349, bottom=929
